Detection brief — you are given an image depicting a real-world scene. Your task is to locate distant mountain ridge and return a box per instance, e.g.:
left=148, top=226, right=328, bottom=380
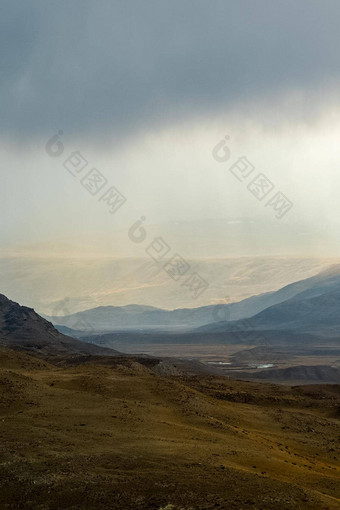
left=197, top=265, right=340, bottom=338
left=1, top=255, right=333, bottom=315
left=45, top=303, right=237, bottom=332
left=236, top=365, right=340, bottom=383
left=46, top=264, right=340, bottom=336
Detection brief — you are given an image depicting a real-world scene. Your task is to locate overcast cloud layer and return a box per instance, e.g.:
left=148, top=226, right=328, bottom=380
left=2, top=1, right=340, bottom=259
left=2, top=0, right=340, bottom=141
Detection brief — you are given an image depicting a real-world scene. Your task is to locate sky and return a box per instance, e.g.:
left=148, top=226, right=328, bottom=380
left=2, top=0, right=340, bottom=258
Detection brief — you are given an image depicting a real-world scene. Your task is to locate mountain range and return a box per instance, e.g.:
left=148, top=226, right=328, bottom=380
left=46, top=265, right=340, bottom=342
left=0, top=253, right=333, bottom=314
left=198, top=265, right=340, bottom=338
left=1, top=262, right=340, bottom=383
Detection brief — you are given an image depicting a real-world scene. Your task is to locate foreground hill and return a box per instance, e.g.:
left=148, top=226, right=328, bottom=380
left=0, top=346, right=339, bottom=509
left=0, top=294, right=117, bottom=358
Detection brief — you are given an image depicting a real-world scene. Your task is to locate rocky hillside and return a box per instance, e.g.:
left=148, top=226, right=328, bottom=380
left=0, top=294, right=117, bottom=358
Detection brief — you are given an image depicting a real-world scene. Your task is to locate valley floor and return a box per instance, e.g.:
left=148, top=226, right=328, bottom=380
left=0, top=347, right=339, bottom=509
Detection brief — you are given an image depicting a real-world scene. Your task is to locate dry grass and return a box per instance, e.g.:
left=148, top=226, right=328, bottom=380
left=0, top=347, right=339, bottom=509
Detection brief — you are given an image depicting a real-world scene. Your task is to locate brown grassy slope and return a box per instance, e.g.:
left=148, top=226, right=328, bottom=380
left=0, top=347, right=339, bottom=510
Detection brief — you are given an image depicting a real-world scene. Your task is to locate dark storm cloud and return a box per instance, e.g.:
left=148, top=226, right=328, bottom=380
left=1, top=0, right=340, bottom=141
